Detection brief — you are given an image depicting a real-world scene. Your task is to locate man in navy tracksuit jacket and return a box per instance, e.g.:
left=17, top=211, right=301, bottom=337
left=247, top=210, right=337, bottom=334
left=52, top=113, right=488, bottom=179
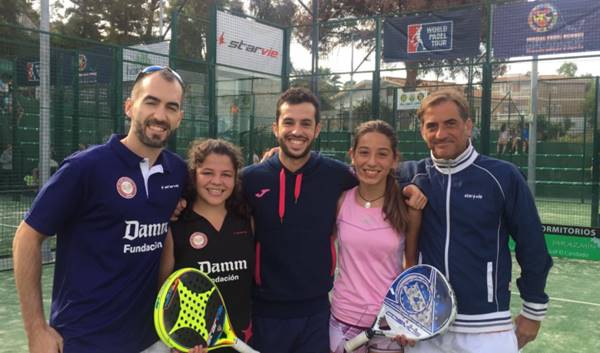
left=399, top=89, right=552, bottom=353
left=242, top=88, right=356, bottom=353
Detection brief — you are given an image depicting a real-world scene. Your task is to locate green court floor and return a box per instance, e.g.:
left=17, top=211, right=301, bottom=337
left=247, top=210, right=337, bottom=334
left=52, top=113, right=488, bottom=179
left=1, top=258, right=599, bottom=352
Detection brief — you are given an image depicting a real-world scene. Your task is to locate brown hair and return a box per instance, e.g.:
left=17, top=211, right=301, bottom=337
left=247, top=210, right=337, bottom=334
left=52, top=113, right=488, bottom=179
left=352, top=120, right=408, bottom=234
left=416, top=89, right=469, bottom=122
left=186, top=139, right=248, bottom=217
left=276, top=87, right=321, bottom=124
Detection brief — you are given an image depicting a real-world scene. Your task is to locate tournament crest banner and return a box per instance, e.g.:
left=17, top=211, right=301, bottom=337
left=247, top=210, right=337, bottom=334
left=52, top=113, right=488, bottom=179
left=493, top=0, right=600, bottom=58
left=383, top=7, right=482, bottom=62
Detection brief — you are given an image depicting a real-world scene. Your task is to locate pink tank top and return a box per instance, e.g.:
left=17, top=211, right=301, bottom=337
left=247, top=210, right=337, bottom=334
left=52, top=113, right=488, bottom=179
left=330, top=186, right=405, bottom=328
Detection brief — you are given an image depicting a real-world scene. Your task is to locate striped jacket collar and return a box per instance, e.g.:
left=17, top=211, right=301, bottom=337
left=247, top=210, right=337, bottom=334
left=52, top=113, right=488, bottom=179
left=430, top=142, right=479, bottom=174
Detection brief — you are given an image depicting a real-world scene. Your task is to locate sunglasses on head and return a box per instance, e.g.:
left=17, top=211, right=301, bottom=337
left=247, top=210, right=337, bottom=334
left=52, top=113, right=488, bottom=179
left=134, top=65, right=184, bottom=87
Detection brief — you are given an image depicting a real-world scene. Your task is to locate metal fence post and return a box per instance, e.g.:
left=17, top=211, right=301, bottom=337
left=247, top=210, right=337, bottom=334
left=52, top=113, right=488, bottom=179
left=372, top=16, right=381, bottom=121
left=591, top=76, right=599, bottom=227
left=71, top=49, right=80, bottom=153
left=208, top=3, right=218, bottom=138
left=480, top=0, right=493, bottom=156
left=112, top=46, right=124, bottom=134
left=281, top=27, right=290, bottom=92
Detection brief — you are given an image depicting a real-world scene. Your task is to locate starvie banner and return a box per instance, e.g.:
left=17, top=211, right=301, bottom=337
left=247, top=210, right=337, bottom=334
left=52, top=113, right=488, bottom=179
left=493, top=0, right=600, bottom=58
left=383, top=7, right=482, bottom=62
left=216, top=11, right=284, bottom=76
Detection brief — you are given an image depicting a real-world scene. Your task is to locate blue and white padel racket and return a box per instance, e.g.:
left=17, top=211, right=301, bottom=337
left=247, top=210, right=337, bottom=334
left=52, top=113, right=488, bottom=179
left=345, top=264, right=456, bottom=352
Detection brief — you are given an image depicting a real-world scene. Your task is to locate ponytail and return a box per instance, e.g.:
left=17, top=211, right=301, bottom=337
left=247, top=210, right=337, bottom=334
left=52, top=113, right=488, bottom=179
left=382, top=171, right=408, bottom=234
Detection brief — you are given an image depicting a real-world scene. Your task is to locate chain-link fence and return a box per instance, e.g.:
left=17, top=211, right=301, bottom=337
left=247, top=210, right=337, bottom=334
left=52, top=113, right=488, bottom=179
left=2, top=0, right=600, bottom=268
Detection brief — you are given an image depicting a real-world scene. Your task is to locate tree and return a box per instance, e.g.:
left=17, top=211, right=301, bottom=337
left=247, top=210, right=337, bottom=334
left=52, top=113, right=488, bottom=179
left=351, top=99, right=393, bottom=124
left=250, top=0, right=297, bottom=27
left=0, top=0, right=38, bottom=40
left=51, top=0, right=161, bottom=45
left=557, top=62, right=577, bottom=77
left=290, top=67, right=341, bottom=110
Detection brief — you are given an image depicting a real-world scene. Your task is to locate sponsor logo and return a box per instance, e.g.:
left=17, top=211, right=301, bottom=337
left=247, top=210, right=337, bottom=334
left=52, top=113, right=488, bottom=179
left=218, top=32, right=280, bottom=59
left=464, top=193, right=483, bottom=200
left=198, top=260, right=248, bottom=275
left=123, top=220, right=168, bottom=241
left=78, top=54, right=87, bottom=72
left=189, top=232, right=208, bottom=249
left=160, top=184, right=180, bottom=190
left=123, top=241, right=162, bottom=254
left=407, top=21, right=453, bottom=54
left=232, top=230, right=249, bottom=236
left=255, top=188, right=270, bottom=198
left=543, top=224, right=599, bottom=238
left=116, top=177, right=137, bottom=199
left=528, top=3, right=559, bottom=33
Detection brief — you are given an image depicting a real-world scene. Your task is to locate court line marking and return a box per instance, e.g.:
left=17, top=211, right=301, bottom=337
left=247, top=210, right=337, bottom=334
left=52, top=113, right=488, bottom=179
left=512, top=292, right=600, bottom=307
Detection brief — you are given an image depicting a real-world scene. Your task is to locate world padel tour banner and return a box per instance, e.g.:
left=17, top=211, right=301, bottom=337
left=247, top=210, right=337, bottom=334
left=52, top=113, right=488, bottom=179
left=216, top=11, right=283, bottom=76
left=493, top=0, right=600, bottom=58
left=17, top=47, right=112, bottom=86
left=383, top=7, right=482, bottom=62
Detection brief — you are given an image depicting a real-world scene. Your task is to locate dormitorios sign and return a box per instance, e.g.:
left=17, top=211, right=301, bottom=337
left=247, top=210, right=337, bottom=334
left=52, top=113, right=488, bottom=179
left=216, top=11, right=284, bottom=76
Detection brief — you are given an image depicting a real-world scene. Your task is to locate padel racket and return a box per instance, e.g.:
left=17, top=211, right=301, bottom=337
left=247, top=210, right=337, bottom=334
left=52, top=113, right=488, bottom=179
left=155, top=267, right=259, bottom=353
left=345, top=264, right=456, bottom=352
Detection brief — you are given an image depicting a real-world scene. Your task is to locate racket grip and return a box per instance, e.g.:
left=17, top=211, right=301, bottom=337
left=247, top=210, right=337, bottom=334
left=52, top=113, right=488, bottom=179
left=344, top=330, right=372, bottom=352
left=232, top=338, right=260, bottom=353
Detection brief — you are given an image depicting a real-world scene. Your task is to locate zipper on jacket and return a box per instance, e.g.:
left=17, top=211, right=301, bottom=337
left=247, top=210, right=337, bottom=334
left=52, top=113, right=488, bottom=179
left=254, top=242, right=262, bottom=286
left=444, top=168, right=452, bottom=280
left=487, top=261, right=494, bottom=303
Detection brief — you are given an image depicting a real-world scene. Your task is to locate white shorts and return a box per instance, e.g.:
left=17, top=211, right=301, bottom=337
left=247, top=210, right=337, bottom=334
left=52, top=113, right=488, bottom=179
left=140, top=340, right=171, bottom=353
left=329, top=315, right=404, bottom=353
left=405, top=330, right=518, bottom=353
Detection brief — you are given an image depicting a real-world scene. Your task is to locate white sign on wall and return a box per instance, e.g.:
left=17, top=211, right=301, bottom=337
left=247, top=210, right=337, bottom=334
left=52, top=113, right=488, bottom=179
left=123, top=41, right=170, bottom=81
left=397, top=90, right=428, bottom=110
left=216, top=11, right=284, bottom=76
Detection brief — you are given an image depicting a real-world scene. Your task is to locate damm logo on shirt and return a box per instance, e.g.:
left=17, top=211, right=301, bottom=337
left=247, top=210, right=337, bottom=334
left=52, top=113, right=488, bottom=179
left=123, top=220, right=168, bottom=241
left=197, top=260, right=248, bottom=275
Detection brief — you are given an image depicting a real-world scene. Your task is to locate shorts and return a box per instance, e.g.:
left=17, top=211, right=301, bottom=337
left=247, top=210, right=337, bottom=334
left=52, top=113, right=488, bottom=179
left=140, top=341, right=170, bottom=353
left=405, top=330, right=518, bottom=353
left=252, top=309, right=330, bottom=353
left=329, top=315, right=404, bottom=353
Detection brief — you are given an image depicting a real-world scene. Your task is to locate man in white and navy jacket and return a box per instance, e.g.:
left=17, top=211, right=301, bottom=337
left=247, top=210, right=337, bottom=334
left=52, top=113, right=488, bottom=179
left=399, top=89, right=552, bottom=353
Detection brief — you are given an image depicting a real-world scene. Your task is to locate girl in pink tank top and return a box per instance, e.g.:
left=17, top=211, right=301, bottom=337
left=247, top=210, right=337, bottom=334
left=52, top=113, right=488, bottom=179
left=329, top=120, right=423, bottom=353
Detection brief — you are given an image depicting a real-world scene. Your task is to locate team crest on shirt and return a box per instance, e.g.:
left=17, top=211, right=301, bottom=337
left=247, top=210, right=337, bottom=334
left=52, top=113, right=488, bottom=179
left=189, top=232, right=208, bottom=249
left=116, top=177, right=137, bottom=199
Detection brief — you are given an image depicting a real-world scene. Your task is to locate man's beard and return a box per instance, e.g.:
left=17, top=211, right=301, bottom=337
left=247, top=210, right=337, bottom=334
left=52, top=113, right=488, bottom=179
left=134, top=118, right=171, bottom=148
left=277, top=135, right=313, bottom=160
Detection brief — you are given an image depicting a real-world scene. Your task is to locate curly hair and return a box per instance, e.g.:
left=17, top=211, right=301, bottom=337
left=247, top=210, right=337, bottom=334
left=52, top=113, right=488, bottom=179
left=186, top=139, right=249, bottom=218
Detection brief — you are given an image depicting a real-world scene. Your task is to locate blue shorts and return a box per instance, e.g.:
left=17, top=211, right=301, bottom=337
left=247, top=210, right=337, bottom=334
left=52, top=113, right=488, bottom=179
left=251, top=309, right=330, bottom=353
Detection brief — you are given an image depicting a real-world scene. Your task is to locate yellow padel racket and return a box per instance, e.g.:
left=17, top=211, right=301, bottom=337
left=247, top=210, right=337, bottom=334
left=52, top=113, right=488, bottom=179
left=155, top=267, right=259, bottom=353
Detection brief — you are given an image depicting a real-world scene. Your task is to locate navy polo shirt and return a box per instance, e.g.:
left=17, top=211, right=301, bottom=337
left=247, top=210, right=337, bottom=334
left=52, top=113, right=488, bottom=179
left=25, top=134, right=187, bottom=353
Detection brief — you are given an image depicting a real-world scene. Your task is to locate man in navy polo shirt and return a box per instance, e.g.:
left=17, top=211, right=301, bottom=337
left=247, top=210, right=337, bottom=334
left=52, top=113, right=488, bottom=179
left=12, top=66, right=188, bottom=353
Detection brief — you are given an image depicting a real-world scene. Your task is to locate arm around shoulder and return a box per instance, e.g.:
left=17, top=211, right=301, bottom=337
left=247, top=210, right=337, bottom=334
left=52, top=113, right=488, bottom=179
left=159, top=228, right=176, bottom=286
left=404, top=208, right=422, bottom=269
left=12, top=221, right=63, bottom=353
